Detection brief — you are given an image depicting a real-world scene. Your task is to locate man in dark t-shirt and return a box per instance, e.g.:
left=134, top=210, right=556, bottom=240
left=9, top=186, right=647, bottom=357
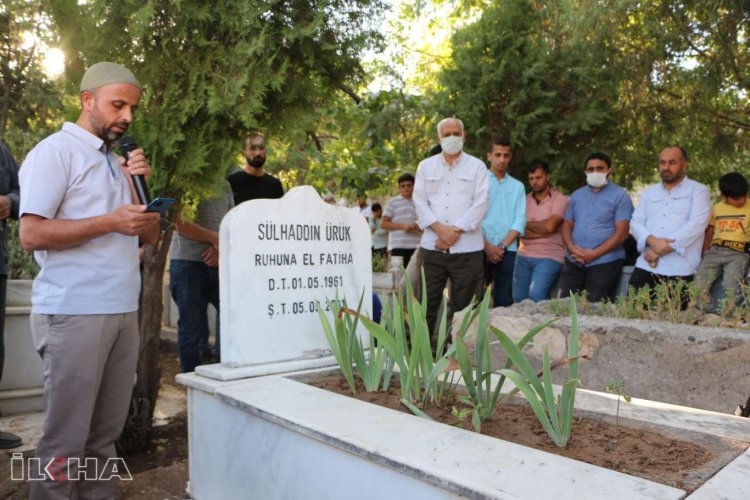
left=227, top=133, right=284, bottom=204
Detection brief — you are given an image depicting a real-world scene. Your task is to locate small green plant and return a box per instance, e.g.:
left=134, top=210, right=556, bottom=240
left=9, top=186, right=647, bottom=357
left=615, top=285, right=652, bottom=319
left=344, top=272, right=457, bottom=413
left=371, top=251, right=389, bottom=273
left=605, top=277, right=750, bottom=329
left=548, top=291, right=590, bottom=316
left=496, top=296, right=581, bottom=448
left=317, top=293, right=394, bottom=394
left=451, top=406, right=471, bottom=429
left=453, top=288, right=557, bottom=432
left=605, top=380, right=632, bottom=426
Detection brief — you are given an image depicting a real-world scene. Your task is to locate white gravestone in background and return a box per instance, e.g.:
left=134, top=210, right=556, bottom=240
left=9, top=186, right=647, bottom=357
left=217, top=186, right=372, bottom=368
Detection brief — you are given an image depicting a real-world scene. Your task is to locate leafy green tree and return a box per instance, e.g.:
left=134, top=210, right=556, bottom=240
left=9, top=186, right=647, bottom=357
left=296, top=90, right=438, bottom=200
left=436, top=0, right=748, bottom=192
left=0, top=0, right=64, bottom=152
left=620, top=0, right=750, bottom=185
left=437, top=0, right=636, bottom=191
left=49, top=0, right=384, bottom=452
left=1, top=0, right=63, bottom=279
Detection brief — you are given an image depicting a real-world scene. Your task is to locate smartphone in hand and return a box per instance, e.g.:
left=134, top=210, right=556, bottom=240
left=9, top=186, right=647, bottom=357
left=145, top=197, right=176, bottom=215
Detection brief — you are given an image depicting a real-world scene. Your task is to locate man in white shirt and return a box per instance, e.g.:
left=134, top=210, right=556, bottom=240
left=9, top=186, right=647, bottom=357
left=629, top=146, right=711, bottom=304
left=414, top=117, right=489, bottom=343
left=353, top=192, right=372, bottom=219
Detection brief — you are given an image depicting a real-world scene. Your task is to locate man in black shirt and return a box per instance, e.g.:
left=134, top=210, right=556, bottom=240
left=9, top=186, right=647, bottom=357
left=228, top=133, right=284, bottom=204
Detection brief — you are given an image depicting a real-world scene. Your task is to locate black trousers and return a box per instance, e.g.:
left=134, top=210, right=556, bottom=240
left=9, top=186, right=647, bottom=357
left=390, top=248, right=416, bottom=269
left=628, top=267, right=694, bottom=309
left=557, top=258, right=624, bottom=302
left=421, top=249, right=484, bottom=344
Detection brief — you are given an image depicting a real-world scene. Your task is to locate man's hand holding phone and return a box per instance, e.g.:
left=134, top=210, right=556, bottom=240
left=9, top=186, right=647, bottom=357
left=146, top=197, right=176, bottom=215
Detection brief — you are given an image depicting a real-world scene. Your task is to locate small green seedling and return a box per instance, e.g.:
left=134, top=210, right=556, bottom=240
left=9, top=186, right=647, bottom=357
left=605, top=380, right=632, bottom=427
left=451, top=406, right=471, bottom=430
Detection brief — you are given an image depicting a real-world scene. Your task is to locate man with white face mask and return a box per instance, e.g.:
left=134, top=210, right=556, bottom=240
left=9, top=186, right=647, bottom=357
left=414, top=117, right=489, bottom=345
left=559, top=152, right=634, bottom=302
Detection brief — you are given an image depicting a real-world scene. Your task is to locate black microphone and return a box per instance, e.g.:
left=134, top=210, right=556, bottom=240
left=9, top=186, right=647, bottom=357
left=118, top=136, right=150, bottom=205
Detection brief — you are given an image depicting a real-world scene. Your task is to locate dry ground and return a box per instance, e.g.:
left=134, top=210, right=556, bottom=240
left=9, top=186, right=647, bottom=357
left=0, top=342, right=189, bottom=499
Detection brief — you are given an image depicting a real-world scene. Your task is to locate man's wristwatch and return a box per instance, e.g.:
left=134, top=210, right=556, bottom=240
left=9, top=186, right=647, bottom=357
left=498, top=243, right=506, bottom=250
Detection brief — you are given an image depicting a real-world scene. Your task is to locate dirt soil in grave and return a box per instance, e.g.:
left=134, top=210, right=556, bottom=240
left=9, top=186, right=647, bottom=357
left=308, top=373, right=748, bottom=493
left=0, top=342, right=189, bottom=500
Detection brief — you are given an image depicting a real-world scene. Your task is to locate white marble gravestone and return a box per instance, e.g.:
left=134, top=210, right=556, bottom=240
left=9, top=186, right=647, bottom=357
left=197, top=186, right=372, bottom=380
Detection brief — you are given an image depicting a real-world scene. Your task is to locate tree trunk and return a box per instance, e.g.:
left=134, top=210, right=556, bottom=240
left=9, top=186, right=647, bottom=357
left=117, top=224, right=174, bottom=454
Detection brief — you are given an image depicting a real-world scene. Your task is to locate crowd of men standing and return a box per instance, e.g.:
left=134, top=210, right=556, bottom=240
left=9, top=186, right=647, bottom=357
left=371, top=117, right=749, bottom=338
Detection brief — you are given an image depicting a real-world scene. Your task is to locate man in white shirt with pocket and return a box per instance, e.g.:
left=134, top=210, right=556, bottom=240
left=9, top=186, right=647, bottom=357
left=414, top=117, right=489, bottom=345
left=629, top=146, right=711, bottom=306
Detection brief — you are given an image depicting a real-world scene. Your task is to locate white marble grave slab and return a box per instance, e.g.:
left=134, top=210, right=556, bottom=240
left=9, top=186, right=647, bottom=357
left=689, top=449, right=750, bottom=499
left=218, top=186, right=372, bottom=369
left=178, top=372, right=685, bottom=500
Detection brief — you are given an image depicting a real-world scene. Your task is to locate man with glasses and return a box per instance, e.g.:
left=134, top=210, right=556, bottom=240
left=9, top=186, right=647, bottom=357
left=558, top=152, right=634, bottom=302
left=228, top=132, right=284, bottom=205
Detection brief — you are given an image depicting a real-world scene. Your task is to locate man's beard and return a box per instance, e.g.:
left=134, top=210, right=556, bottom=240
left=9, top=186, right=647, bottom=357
left=247, top=156, right=265, bottom=168
left=90, top=118, right=127, bottom=145
left=660, top=170, right=684, bottom=183
left=89, top=105, right=128, bottom=145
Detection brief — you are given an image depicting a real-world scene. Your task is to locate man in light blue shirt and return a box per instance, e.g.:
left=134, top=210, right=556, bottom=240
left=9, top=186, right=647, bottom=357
left=481, top=139, right=526, bottom=306
left=560, top=152, right=634, bottom=302
left=629, top=146, right=711, bottom=302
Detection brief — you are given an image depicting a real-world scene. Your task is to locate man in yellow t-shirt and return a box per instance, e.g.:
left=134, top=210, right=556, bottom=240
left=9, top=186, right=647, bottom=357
left=695, top=172, right=750, bottom=307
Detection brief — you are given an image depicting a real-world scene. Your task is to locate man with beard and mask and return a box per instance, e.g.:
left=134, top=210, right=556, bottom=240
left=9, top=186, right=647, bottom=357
left=19, top=62, right=160, bottom=499
left=228, top=132, right=284, bottom=205
left=481, top=138, right=526, bottom=307
left=512, top=160, right=569, bottom=303
left=559, top=152, right=634, bottom=302
left=628, top=147, right=710, bottom=302
left=413, top=117, right=488, bottom=345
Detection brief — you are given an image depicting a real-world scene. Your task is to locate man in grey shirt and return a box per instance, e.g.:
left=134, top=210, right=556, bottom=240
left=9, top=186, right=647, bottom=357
left=169, top=186, right=234, bottom=372
left=20, top=61, right=160, bottom=499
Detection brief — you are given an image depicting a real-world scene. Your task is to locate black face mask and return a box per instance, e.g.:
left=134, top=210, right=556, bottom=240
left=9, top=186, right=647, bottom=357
left=247, top=156, right=265, bottom=168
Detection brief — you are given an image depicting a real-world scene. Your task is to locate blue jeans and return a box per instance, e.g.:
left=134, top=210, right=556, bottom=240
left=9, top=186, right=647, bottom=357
left=485, top=251, right=516, bottom=307
left=169, top=259, right=220, bottom=373
left=512, top=255, right=562, bottom=303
